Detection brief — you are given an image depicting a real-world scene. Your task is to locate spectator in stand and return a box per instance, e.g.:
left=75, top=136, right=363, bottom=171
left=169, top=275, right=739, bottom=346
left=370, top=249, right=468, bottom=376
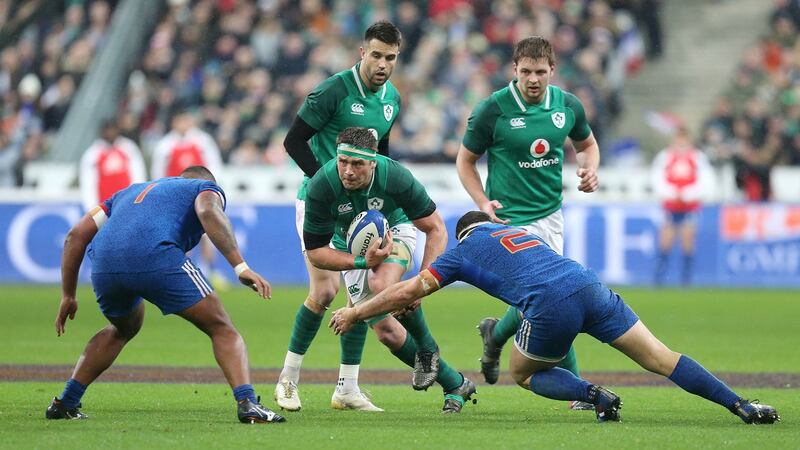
left=151, top=110, right=222, bottom=179
left=650, top=126, right=713, bottom=285
left=79, top=120, right=146, bottom=212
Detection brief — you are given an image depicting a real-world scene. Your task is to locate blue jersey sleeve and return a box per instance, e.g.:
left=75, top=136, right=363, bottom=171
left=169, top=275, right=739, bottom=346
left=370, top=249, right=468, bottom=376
left=198, top=181, right=226, bottom=211
left=428, top=246, right=464, bottom=289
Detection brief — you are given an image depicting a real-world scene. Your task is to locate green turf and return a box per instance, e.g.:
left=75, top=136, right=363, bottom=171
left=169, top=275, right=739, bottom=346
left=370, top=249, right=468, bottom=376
left=5, top=285, right=799, bottom=373
left=4, top=382, right=796, bottom=450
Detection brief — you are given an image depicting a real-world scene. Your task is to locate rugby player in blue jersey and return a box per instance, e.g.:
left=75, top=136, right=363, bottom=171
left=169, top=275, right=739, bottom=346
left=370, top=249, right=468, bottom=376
left=46, top=166, right=285, bottom=424
left=330, top=211, right=780, bottom=424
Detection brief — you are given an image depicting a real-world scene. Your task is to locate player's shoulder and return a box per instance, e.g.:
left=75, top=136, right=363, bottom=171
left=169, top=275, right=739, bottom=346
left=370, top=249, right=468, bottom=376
left=306, top=160, right=340, bottom=196
left=310, top=71, right=350, bottom=99
left=471, top=92, right=503, bottom=119
left=553, top=85, right=581, bottom=109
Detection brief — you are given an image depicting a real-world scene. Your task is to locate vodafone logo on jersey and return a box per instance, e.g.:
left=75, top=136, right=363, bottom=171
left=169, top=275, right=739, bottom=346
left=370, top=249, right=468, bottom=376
left=529, top=139, right=550, bottom=158
left=519, top=138, right=559, bottom=169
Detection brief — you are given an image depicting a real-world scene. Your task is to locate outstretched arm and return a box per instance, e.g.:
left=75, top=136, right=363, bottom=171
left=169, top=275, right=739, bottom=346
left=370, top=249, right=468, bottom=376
left=195, top=191, right=271, bottom=298
left=329, top=270, right=440, bottom=334
left=56, top=209, right=101, bottom=336
left=412, top=211, right=446, bottom=270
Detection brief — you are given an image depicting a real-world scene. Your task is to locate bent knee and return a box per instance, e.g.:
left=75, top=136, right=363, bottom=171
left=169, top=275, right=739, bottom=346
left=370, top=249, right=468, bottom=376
left=367, top=276, right=389, bottom=294
left=372, top=320, right=405, bottom=348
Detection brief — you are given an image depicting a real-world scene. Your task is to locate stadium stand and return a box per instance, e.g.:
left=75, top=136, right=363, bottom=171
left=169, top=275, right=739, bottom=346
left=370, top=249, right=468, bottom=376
left=2, top=0, right=798, bottom=204
left=700, top=0, right=800, bottom=200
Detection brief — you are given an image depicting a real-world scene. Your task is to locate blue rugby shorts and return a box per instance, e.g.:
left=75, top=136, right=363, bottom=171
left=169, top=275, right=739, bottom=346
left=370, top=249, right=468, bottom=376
left=91, top=258, right=213, bottom=317
left=514, top=283, right=639, bottom=362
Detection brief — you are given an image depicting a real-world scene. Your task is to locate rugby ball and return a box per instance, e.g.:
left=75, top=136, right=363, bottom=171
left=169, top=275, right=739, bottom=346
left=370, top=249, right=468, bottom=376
left=346, top=210, right=389, bottom=256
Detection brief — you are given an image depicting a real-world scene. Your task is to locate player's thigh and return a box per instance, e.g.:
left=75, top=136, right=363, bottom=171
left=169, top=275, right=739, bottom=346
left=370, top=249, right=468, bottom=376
left=580, top=284, right=640, bottom=345
left=304, top=254, right=340, bottom=303
left=91, top=272, right=145, bottom=319
left=609, top=320, right=679, bottom=375
left=367, top=223, right=416, bottom=293
left=105, top=301, right=146, bottom=340
left=509, top=344, right=558, bottom=387
left=176, top=291, right=236, bottom=335
left=138, top=259, right=216, bottom=316
left=513, top=304, right=581, bottom=371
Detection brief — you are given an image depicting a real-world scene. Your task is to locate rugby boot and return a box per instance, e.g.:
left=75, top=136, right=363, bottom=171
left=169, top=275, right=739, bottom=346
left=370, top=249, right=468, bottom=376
left=45, top=397, right=87, bottom=420
left=412, top=346, right=440, bottom=391
left=477, top=317, right=502, bottom=384
left=730, top=399, right=780, bottom=424
left=274, top=379, right=301, bottom=411
left=588, top=385, right=622, bottom=422
left=331, top=389, right=384, bottom=411
left=442, top=375, right=477, bottom=413
left=237, top=396, right=286, bottom=424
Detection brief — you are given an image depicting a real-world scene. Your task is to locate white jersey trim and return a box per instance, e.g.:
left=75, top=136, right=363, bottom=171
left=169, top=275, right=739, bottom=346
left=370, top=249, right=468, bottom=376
left=351, top=66, right=366, bottom=98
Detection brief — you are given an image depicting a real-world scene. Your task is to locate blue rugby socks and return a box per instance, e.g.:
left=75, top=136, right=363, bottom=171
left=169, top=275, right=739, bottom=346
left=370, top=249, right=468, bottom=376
left=529, top=367, right=592, bottom=402
left=233, top=384, right=257, bottom=404
left=59, top=378, right=87, bottom=408
left=668, top=354, right=740, bottom=409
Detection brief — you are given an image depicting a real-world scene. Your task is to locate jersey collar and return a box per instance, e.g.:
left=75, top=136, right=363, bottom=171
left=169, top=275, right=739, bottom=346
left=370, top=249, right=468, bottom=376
left=508, top=80, right=550, bottom=112
left=351, top=63, right=387, bottom=99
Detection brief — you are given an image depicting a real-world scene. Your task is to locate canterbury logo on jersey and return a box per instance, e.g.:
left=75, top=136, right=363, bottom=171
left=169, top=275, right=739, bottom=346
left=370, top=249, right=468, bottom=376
left=510, top=118, right=526, bottom=129
left=338, top=203, right=353, bottom=213
left=351, top=103, right=365, bottom=115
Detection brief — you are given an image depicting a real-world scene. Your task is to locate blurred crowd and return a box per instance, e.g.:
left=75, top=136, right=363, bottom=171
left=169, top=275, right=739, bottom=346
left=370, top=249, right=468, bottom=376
left=1, top=0, right=654, bottom=186
left=0, top=0, right=116, bottom=186
left=700, top=0, right=800, bottom=200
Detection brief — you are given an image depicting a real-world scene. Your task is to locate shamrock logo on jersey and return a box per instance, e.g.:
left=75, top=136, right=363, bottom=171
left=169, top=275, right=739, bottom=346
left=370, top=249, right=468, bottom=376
left=551, top=112, right=565, bottom=129
left=368, top=197, right=384, bottom=210
left=384, top=105, right=394, bottom=121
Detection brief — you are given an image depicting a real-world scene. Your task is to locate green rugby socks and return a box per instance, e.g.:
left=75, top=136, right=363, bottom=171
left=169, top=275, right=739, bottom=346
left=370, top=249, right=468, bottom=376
left=491, top=306, right=521, bottom=346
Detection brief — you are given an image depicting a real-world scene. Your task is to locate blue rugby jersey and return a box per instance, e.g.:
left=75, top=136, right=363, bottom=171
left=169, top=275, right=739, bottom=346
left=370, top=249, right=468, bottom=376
left=428, top=223, right=600, bottom=319
left=88, top=177, right=225, bottom=273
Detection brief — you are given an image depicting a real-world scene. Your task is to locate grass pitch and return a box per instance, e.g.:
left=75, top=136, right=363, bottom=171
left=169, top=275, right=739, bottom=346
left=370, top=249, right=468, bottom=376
left=1, top=285, right=798, bottom=449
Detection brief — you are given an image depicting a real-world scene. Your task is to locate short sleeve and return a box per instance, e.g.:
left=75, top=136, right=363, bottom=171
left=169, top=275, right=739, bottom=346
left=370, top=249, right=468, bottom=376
left=389, top=161, right=436, bottom=220
left=428, top=247, right=464, bottom=288
left=199, top=181, right=226, bottom=211
left=302, top=174, right=336, bottom=236
left=462, top=97, right=500, bottom=154
left=565, top=92, right=592, bottom=142
left=297, top=76, right=348, bottom=131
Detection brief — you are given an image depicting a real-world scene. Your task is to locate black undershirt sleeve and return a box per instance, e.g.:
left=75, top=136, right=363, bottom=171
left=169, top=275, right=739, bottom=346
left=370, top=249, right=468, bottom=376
left=284, top=116, right=321, bottom=178
left=303, top=230, right=334, bottom=251
left=377, top=136, right=389, bottom=157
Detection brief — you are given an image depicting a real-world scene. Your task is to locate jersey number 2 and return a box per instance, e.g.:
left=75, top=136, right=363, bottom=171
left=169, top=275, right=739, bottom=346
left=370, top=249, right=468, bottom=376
left=490, top=229, right=541, bottom=254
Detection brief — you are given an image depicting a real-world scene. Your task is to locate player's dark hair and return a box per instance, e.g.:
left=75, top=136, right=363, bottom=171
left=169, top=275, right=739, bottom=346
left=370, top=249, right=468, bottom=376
left=513, top=36, right=556, bottom=66
left=455, top=211, right=492, bottom=240
left=365, top=20, right=402, bottom=47
left=336, top=127, right=378, bottom=150
left=180, top=165, right=216, bottom=182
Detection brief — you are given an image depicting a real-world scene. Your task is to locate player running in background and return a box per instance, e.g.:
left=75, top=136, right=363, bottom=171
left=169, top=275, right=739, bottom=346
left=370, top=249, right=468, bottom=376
left=650, top=126, right=713, bottom=285
left=79, top=119, right=146, bottom=212
left=47, top=166, right=284, bottom=424
left=276, top=21, right=403, bottom=412
left=330, top=211, right=780, bottom=425
left=456, top=36, right=599, bottom=406
left=301, top=127, right=475, bottom=413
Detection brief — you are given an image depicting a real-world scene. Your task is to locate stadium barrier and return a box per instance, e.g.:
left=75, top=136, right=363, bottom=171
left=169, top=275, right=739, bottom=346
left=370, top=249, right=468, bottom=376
left=0, top=198, right=797, bottom=287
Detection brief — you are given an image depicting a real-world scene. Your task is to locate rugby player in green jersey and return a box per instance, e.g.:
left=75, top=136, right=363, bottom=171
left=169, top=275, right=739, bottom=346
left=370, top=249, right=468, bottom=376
left=302, top=127, right=476, bottom=413
left=277, top=21, right=403, bottom=411
left=456, top=36, right=600, bottom=410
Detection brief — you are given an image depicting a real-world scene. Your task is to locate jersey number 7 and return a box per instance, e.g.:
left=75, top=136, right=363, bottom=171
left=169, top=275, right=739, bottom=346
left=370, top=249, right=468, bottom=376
left=133, top=183, right=158, bottom=204
left=490, top=228, right=541, bottom=254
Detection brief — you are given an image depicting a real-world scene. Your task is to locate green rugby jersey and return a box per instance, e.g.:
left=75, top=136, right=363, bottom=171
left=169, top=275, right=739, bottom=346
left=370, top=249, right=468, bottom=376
left=304, top=155, right=435, bottom=251
left=296, top=63, right=401, bottom=200
left=462, top=82, right=592, bottom=225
